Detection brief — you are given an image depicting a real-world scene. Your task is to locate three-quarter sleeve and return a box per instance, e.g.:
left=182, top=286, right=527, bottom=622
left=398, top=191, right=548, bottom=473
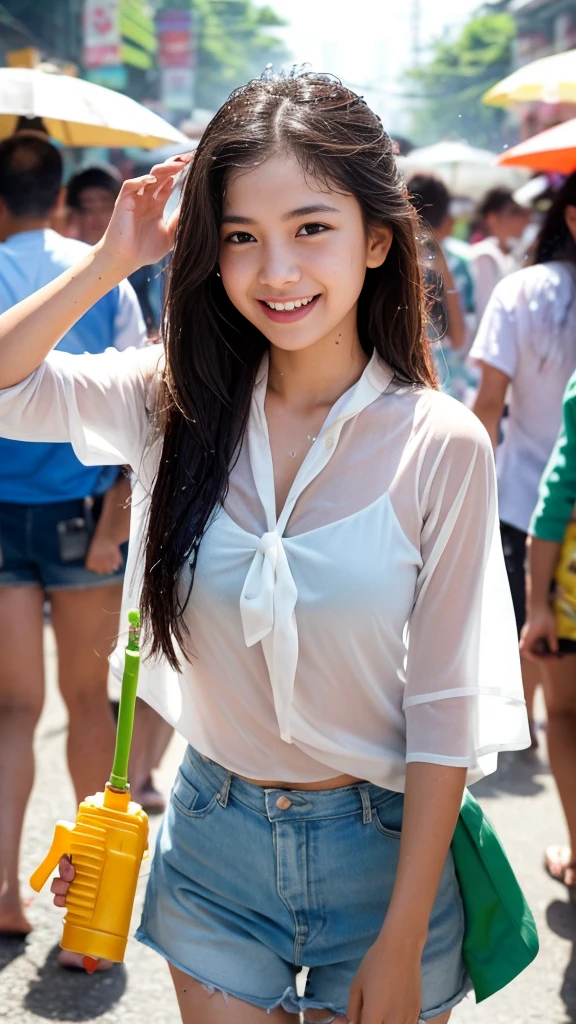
left=0, top=344, right=162, bottom=470
left=403, top=406, right=530, bottom=783
left=530, top=372, right=576, bottom=543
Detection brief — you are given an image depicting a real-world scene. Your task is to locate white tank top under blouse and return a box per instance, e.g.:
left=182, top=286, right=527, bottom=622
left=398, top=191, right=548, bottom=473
left=0, top=344, right=530, bottom=790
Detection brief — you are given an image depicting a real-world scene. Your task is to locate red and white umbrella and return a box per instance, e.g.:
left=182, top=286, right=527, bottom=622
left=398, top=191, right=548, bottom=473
left=498, top=118, right=576, bottom=175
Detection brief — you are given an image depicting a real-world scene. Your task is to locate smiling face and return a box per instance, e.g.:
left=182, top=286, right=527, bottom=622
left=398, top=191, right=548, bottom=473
left=218, top=152, right=392, bottom=354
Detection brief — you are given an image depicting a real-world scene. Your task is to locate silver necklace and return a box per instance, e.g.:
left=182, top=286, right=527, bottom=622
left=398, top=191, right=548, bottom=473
left=270, top=371, right=319, bottom=458
left=288, top=434, right=317, bottom=458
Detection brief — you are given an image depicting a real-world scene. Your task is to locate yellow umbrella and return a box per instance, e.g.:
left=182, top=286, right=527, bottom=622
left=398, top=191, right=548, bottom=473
left=0, top=67, right=190, bottom=149
left=484, top=48, right=576, bottom=107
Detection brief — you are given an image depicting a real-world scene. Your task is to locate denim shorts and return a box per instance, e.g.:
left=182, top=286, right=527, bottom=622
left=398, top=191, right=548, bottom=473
left=0, top=497, right=127, bottom=591
left=136, top=746, right=471, bottom=1021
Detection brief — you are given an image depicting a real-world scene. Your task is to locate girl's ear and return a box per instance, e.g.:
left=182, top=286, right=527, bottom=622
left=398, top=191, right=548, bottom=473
left=366, top=224, right=393, bottom=268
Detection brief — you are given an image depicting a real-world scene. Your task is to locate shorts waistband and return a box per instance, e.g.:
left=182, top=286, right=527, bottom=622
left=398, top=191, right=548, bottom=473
left=0, top=495, right=103, bottom=514
left=184, top=745, right=402, bottom=823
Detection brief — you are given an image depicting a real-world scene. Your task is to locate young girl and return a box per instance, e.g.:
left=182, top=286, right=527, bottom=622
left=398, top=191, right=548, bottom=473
left=521, top=368, right=576, bottom=888
left=471, top=173, right=576, bottom=746
left=0, top=72, right=529, bottom=1024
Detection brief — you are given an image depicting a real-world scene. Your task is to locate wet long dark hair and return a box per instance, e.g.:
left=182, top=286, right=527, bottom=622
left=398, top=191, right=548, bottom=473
left=141, top=70, right=435, bottom=668
left=534, top=170, right=576, bottom=264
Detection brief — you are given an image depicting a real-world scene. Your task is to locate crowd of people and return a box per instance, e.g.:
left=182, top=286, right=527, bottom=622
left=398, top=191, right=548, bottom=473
left=412, top=165, right=576, bottom=890
left=0, top=68, right=574, bottom=1022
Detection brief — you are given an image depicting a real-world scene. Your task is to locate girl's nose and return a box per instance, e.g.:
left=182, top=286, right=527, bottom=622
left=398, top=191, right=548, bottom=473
left=258, top=246, right=300, bottom=288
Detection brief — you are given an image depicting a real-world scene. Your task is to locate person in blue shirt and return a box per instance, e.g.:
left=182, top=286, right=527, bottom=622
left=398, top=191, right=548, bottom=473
left=0, top=132, right=146, bottom=956
left=66, top=163, right=122, bottom=248
left=65, top=163, right=174, bottom=818
left=67, top=164, right=166, bottom=338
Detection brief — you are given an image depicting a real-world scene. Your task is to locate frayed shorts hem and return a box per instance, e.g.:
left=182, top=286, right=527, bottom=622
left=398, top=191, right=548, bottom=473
left=420, top=973, right=473, bottom=1020
left=135, top=926, right=472, bottom=1022
left=135, top=926, right=341, bottom=1018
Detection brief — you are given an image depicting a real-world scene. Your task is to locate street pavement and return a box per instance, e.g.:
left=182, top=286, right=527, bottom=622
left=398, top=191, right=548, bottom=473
left=1, top=628, right=575, bottom=1022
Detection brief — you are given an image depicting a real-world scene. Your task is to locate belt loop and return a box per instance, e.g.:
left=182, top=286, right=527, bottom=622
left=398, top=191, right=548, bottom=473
left=359, top=785, right=372, bottom=825
left=217, top=771, right=232, bottom=808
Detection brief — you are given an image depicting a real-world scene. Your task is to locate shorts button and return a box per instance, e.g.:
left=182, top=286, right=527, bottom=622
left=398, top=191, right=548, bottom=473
left=276, top=795, right=292, bottom=810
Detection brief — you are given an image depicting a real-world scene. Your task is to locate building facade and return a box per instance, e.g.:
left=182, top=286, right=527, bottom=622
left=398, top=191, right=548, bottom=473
left=0, top=0, right=159, bottom=103
left=512, top=0, right=576, bottom=65
left=509, top=0, right=576, bottom=136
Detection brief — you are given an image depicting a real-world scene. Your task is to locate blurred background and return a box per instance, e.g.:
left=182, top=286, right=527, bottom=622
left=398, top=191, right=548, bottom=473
left=4, top=4, right=576, bottom=1023
left=0, top=0, right=574, bottom=158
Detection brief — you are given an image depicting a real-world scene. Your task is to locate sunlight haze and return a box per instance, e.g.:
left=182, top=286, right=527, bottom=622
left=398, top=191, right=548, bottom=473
left=258, top=0, right=487, bottom=132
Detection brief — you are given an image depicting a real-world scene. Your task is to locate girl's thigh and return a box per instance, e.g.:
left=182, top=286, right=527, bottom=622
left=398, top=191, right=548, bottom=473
left=541, top=654, right=576, bottom=714
left=168, top=965, right=295, bottom=1023
left=168, top=966, right=452, bottom=1024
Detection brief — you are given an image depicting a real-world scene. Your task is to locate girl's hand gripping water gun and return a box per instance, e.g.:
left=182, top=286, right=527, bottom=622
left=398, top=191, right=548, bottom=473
left=30, top=610, right=149, bottom=969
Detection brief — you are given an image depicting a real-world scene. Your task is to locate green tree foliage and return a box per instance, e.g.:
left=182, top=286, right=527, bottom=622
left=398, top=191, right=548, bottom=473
left=160, top=0, right=289, bottom=112
left=407, top=11, right=516, bottom=150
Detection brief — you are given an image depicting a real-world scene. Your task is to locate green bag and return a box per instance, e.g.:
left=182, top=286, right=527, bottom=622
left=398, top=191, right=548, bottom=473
left=451, top=789, right=539, bottom=1003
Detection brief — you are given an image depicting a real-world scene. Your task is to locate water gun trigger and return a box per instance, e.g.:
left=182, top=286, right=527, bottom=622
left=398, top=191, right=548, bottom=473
left=29, top=610, right=148, bottom=965
left=29, top=820, right=74, bottom=893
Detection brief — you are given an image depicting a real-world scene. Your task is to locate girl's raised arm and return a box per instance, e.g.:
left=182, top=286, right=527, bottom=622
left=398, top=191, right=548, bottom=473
left=0, top=153, right=191, bottom=389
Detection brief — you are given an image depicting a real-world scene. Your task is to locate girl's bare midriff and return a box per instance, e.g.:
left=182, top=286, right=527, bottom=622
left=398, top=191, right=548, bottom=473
left=237, top=772, right=365, bottom=790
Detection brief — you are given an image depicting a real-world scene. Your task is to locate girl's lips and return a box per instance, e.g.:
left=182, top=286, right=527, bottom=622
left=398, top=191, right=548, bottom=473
left=258, top=295, right=320, bottom=323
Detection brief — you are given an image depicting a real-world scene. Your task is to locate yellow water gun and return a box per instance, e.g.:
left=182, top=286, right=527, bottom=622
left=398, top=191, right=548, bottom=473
left=30, top=610, right=149, bottom=971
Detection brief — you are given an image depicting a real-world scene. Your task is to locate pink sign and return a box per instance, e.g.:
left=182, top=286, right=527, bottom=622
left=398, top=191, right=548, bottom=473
left=84, top=0, right=121, bottom=69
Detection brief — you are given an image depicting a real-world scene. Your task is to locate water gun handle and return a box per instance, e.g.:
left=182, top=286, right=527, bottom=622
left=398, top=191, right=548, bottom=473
left=28, top=610, right=148, bottom=966
left=29, top=821, right=74, bottom=892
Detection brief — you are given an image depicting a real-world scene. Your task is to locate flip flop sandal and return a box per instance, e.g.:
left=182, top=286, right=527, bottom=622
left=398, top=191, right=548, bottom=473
left=545, top=845, right=576, bottom=886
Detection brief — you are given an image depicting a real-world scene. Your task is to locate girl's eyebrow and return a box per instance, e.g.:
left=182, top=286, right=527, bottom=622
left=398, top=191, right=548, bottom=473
left=221, top=203, right=340, bottom=226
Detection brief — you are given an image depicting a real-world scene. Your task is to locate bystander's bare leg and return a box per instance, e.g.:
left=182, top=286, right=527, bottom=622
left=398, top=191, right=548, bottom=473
left=0, top=585, right=45, bottom=935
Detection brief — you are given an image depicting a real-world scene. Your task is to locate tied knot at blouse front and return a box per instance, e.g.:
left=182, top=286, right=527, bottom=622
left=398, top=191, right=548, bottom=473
left=0, top=344, right=530, bottom=789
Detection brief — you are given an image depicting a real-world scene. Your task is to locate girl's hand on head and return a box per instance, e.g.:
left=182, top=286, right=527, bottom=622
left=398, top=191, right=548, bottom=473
left=97, top=152, right=194, bottom=276
left=50, top=855, right=75, bottom=908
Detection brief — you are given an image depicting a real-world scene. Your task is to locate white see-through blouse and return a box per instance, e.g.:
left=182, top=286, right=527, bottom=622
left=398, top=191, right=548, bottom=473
left=0, top=344, right=529, bottom=789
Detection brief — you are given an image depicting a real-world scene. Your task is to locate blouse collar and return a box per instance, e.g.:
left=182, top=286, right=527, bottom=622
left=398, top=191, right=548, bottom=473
left=239, top=348, right=394, bottom=741
left=248, top=349, right=394, bottom=534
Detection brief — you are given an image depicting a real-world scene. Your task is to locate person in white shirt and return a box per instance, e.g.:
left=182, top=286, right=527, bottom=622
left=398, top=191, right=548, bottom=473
left=471, top=172, right=576, bottom=749
left=0, top=74, right=528, bottom=1023
left=470, top=188, right=532, bottom=321
left=0, top=132, right=146, bottom=956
